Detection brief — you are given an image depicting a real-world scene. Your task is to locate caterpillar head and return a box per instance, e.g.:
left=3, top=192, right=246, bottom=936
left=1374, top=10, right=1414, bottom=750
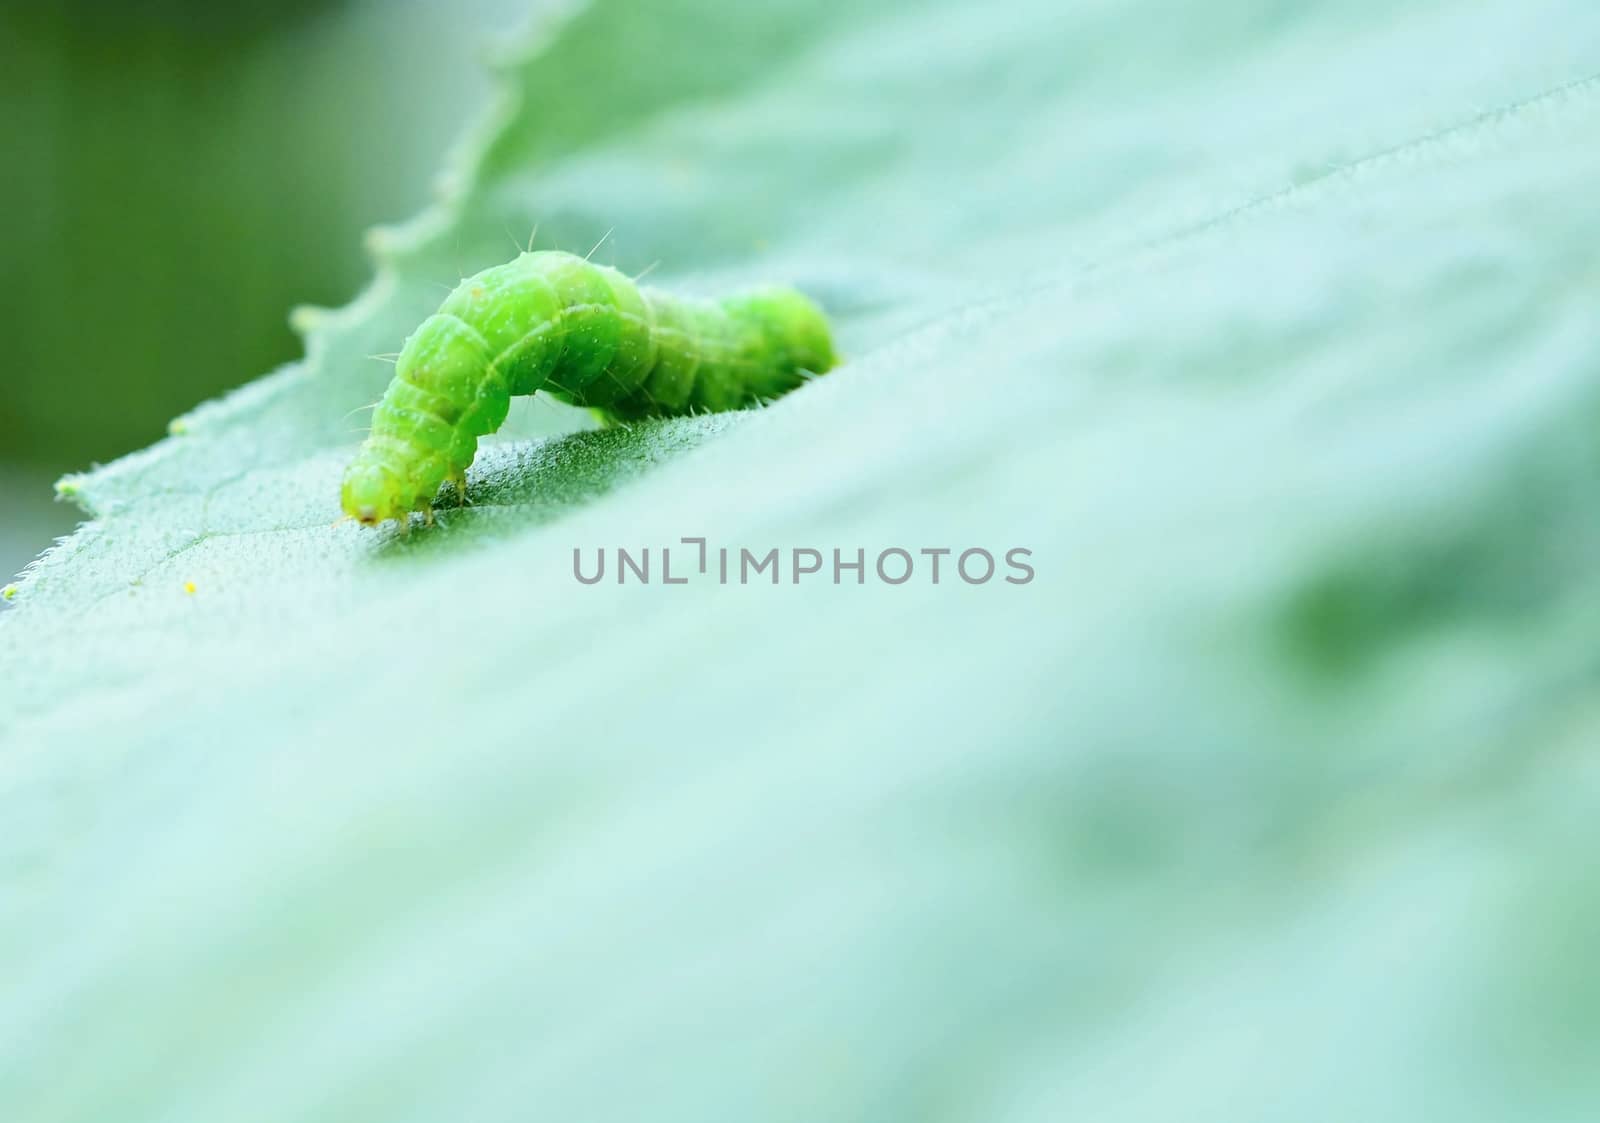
left=341, top=460, right=405, bottom=526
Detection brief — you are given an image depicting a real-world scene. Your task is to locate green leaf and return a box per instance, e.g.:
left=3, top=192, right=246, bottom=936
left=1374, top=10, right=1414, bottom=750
left=5, top=2, right=1600, bottom=1118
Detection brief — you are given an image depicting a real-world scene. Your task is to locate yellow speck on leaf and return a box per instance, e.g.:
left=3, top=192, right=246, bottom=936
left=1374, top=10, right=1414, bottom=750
left=183, top=581, right=197, bottom=595
left=2, top=583, right=18, bottom=601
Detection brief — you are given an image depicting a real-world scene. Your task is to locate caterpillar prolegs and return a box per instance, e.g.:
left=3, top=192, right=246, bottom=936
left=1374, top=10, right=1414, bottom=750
left=340, top=250, right=838, bottom=527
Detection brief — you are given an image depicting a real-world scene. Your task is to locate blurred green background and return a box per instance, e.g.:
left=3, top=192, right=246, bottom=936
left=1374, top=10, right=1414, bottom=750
left=0, top=0, right=525, bottom=580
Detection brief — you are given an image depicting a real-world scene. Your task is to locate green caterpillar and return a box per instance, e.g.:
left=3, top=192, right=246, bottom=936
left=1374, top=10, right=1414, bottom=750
left=340, top=250, right=837, bottom=527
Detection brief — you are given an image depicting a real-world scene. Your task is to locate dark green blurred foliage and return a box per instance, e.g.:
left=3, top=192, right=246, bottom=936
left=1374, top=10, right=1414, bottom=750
left=2, top=0, right=343, bottom=469
left=1, top=0, right=338, bottom=40
left=0, top=0, right=517, bottom=579
left=0, top=0, right=505, bottom=473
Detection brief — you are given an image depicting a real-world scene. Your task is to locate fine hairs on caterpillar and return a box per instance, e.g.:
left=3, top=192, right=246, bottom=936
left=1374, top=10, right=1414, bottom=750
left=340, top=250, right=838, bottom=528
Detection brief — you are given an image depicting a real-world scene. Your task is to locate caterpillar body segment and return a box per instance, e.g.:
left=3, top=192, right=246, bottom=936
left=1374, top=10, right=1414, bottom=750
left=340, top=250, right=837, bottom=527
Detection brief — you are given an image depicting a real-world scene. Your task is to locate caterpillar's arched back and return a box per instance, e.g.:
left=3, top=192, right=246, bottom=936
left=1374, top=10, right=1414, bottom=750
left=340, top=250, right=837, bottom=527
